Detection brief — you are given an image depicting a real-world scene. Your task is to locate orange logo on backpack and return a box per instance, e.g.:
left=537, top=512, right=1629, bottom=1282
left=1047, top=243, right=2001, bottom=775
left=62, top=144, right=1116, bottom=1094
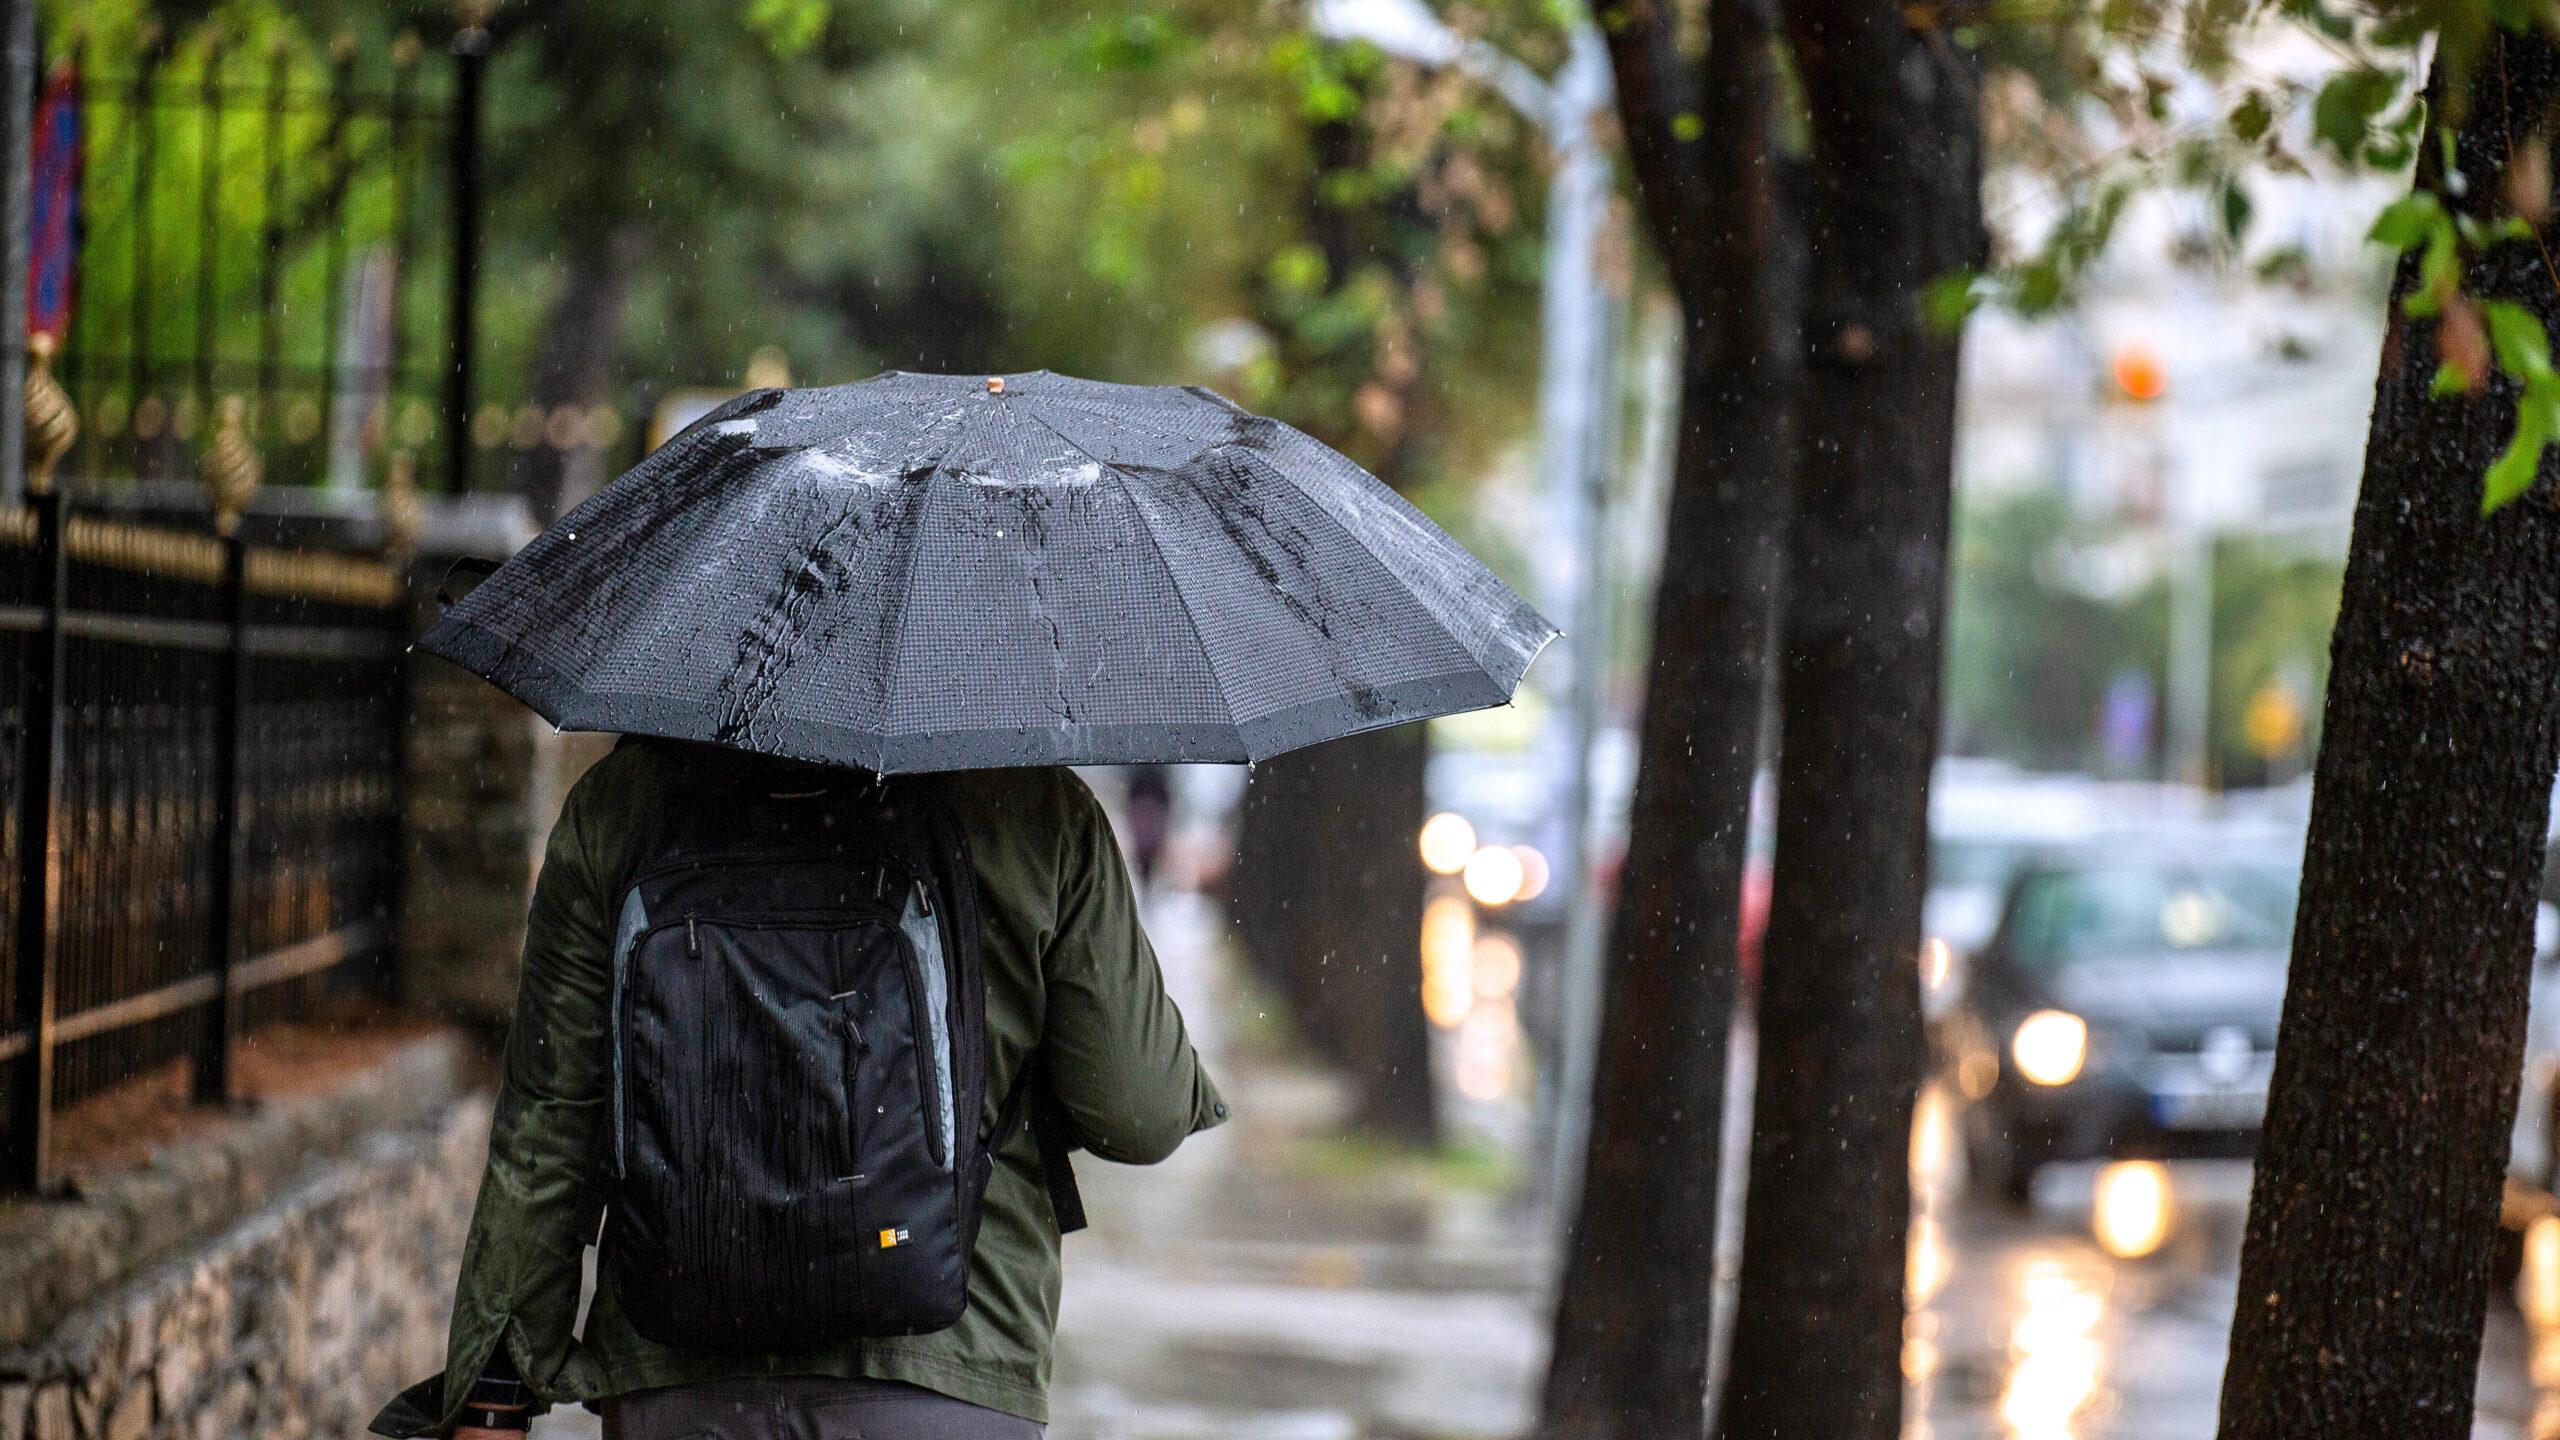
left=879, top=1227, right=910, bottom=1249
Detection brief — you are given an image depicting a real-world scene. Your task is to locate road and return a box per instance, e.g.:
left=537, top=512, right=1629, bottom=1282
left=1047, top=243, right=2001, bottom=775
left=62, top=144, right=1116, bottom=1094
left=1906, top=1087, right=2560, bottom=1440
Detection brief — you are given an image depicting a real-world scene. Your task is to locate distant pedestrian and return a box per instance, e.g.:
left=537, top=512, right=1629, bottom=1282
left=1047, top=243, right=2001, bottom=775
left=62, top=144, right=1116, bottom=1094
left=1122, top=765, right=1174, bottom=893
left=372, top=739, right=1228, bottom=1439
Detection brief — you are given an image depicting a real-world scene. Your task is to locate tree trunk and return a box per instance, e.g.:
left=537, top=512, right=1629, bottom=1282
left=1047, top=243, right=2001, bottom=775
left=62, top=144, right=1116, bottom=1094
left=1229, top=725, right=1441, bottom=1143
left=2216, top=36, right=2560, bottom=1440
left=1538, top=0, right=1796, bottom=1429
left=1716, top=4, right=1982, bottom=1437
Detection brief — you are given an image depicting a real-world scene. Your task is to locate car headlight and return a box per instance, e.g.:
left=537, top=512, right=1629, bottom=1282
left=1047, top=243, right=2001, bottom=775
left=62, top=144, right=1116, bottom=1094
left=2011, top=1009, right=2089, bottom=1087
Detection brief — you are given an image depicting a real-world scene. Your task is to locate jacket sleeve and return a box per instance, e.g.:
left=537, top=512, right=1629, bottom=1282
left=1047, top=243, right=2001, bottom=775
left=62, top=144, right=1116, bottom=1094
left=372, top=780, right=616, bottom=1437
left=1038, top=775, right=1228, bottom=1165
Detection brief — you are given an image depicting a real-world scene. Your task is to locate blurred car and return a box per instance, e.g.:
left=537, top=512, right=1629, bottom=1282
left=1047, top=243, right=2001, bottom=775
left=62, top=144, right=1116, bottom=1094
left=1952, top=845, right=2297, bottom=1207
left=1922, top=765, right=2211, bottom=1022
left=1957, top=836, right=2560, bottom=1216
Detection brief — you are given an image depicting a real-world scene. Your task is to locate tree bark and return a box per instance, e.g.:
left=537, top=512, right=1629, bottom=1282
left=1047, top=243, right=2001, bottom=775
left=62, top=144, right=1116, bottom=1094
left=1229, top=725, right=1441, bottom=1143
left=1538, top=0, right=1797, bottom=1430
left=1716, top=5, right=1981, bottom=1437
left=2216, top=35, right=2560, bottom=1440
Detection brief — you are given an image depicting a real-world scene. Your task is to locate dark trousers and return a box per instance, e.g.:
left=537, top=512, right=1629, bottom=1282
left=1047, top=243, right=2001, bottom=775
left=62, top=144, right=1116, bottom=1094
left=600, top=1377, right=1044, bottom=1440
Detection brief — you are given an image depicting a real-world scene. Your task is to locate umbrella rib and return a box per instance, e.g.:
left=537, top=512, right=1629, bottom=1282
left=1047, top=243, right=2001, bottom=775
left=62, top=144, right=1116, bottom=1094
left=1048, top=384, right=1534, bottom=676
left=873, top=462, right=949, bottom=773
left=1220, top=441, right=1534, bottom=683
left=1020, top=405, right=1243, bottom=743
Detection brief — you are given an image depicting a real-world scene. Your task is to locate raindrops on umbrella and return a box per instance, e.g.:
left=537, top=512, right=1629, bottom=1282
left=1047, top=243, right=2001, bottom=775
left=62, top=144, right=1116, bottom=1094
left=424, top=370, right=1556, bottom=774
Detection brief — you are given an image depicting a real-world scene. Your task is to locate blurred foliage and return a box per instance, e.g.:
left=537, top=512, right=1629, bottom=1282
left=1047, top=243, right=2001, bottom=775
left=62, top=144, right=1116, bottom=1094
left=1953, top=0, right=2560, bottom=513
left=39, top=2, right=448, bottom=454
left=42, top=0, right=1557, bottom=509
left=1945, top=489, right=2340, bottom=782
left=1945, top=490, right=2165, bottom=772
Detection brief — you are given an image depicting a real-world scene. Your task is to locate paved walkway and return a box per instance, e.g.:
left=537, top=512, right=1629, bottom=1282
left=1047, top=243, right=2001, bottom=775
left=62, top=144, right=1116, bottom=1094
left=1051, top=890, right=1547, bottom=1439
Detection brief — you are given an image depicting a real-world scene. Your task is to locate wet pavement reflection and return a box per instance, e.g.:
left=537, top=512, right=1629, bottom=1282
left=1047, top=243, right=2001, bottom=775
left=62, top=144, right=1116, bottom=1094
left=1907, top=1086, right=2560, bottom=1440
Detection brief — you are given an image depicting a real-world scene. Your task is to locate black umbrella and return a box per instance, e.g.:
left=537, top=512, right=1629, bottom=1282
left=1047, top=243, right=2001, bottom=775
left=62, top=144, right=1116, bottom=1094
left=422, top=370, right=1556, bottom=774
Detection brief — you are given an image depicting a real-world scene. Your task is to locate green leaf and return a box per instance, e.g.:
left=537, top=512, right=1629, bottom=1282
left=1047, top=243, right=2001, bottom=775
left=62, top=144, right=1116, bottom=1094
left=1923, top=269, right=1985, bottom=334
left=1265, top=243, right=1330, bottom=297
left=2483, top=404, right=2549, bottom=512
left=2433, top=360, right=2473, bottom=397
left=2229, top=92, right=2275, bottom=144
left=2368, top=193, right=2442, bottom=250
left=2403, top=226, right=2458, bottom=318
left=743, top=0, right=829, bottom=56
left=2221, top=182, right=2254, bottom=242
left=2484, top=299, right=2554, bottom=380
left=2015, top=260, right=2066, bottom=316
left=2312, top=69, right=2400, bottom=165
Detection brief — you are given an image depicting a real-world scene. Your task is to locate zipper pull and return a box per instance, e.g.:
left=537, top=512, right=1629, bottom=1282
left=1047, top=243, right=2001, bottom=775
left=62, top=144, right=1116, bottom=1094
left=686, top=914, right=699, bottom=958
left=913, top=878, right=934, bottom=918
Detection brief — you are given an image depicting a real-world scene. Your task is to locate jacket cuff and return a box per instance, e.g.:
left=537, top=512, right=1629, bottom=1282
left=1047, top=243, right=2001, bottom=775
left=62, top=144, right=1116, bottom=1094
left=370, top=1325, right=554, bottom=1437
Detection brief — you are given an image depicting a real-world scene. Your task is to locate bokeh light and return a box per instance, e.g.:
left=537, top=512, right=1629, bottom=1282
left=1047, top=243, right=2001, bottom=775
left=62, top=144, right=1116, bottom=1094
left=2011, top=1009, right=2088, bottom=1087
left=1420, top=895, right=1476, bottom=1028
left=2110, top=342, right=2166, bottom=402
left=1462, top=845, right=1527, bottom=907
left=2092, top=1161, right=2174, bottom=1259
left=1510, top=845, right=1551, bottom=902
left=1419, top=812, right=1476, bottom=875
left=1471, top=932, right=1523, bottom=1000
left=1453, top=1000, right=1519, bottom=1100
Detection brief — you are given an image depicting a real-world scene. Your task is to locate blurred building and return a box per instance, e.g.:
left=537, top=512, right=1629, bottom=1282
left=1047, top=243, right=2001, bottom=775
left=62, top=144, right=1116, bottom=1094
left=1960, top=30, right=2409, bottom=556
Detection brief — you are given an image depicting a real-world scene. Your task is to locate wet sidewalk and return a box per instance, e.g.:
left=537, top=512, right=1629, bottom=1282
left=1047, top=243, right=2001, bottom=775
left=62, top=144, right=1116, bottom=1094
left=1049, top=890, right=1549, bottom=1439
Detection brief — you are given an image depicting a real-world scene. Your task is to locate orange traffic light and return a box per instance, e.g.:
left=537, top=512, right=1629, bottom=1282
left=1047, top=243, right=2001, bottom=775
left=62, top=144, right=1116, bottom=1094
left=2110, top=344, right=2167, bottom=403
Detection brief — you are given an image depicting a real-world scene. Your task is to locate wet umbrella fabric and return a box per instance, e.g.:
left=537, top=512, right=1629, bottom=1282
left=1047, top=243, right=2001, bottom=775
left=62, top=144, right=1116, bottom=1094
left=422, top=371, right=1556, bottom=774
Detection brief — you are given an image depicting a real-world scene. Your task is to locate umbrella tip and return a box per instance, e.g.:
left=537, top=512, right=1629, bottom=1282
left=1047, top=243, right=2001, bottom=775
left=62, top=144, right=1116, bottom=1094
left=984, top=376, right=1006, bottom=395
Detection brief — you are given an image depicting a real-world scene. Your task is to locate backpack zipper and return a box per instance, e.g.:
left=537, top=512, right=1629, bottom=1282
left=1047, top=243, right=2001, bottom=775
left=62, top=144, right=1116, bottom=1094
left=686, top=914, right=699, bottom=958
left=901, top=934, right=949, bottom=1169
left=839, top=990, right=867, bottom=1183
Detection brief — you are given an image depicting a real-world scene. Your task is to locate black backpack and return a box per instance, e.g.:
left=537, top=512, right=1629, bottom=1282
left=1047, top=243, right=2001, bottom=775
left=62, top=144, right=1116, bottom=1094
left=601, top=744, right=1080, bottom=1352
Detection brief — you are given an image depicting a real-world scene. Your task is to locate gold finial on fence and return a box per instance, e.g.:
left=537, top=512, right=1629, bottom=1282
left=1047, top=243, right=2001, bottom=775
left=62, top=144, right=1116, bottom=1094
left=745, top=345, right=794, bottom=390
left=25, top=333, right=76, bottom=496
left=380, top=449, right=424, bottom=559
left=201, top=395, right=261, bottom=536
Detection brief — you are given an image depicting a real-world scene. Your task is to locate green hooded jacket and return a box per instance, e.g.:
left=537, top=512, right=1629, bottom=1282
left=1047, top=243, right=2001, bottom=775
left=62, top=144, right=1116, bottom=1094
left=371, top=742, right=1226, bottom=1435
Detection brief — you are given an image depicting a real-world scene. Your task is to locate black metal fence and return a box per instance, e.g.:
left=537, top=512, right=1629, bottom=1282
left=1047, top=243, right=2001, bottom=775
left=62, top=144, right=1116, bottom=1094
left=0, top=491, right=407, bottom=1189
left=48, top=24, right=487, bottom=496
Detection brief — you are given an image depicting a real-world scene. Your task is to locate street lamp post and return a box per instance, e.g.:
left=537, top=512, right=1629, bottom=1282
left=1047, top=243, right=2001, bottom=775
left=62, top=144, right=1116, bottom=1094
left=1307, top=0, right=1623, bottom=1218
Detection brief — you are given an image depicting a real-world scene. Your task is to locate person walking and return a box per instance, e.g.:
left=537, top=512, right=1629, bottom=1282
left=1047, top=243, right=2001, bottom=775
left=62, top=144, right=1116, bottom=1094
left=378, top=371, right=1552, bottom=1440
left=374, top=739, right=1226, bottom=1439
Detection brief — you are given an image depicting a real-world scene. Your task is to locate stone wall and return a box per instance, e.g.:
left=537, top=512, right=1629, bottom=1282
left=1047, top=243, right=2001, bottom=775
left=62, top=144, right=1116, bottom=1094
left=399, top=636, right=612, bottom=1026
left=397, top=504, right=614, bottom=1029
left=0, top=1037, right=491, bottom=1440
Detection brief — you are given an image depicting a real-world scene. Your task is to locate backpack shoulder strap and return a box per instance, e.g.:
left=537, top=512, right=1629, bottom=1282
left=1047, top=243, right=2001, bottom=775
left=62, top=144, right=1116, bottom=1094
left=987, top=1057, right=1088, bottom=1236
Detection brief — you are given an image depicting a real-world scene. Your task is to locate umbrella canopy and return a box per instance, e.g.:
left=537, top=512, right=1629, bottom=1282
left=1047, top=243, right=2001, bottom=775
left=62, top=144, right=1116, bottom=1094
left=422, top=370, right=1556, bottom=774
